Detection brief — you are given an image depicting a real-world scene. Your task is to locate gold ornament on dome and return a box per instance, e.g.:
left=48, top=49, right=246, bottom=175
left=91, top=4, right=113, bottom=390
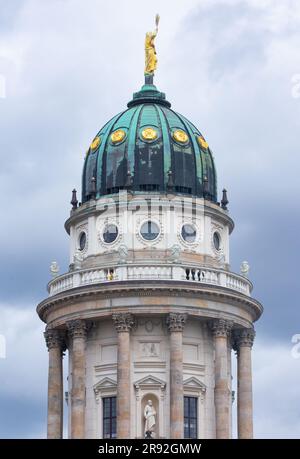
left=173, top=129, right=188, bottom=144
left=141, top=127, right=158, bottom=141
left=90, top=136, right=101, bottom=150
left=111, top=129, right=126, bottom=144
left=198, top=136, right=209, bottom=149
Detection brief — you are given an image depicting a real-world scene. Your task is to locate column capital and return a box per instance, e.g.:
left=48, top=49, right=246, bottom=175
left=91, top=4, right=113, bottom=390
left=166, top=312, right=187, bottom=332
left=209, top=318, right=233, bottom=338
left=66, top=319, right=89, bottom=339
left=233, top=327, right=255, bottom=349
left=44, top=327, right=66, bottom=351
left=112, top=312, right=135, bottom=332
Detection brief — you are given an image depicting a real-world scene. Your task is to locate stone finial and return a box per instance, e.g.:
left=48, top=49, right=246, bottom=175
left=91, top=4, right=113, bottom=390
left=44, top=327, right=66, bottom=351
left=112, top=313, right=135, bottom=332
left=66, top=319, right=88, bottom=339
left=166, top=312, right=187, bottom=332
left=221, top=189, right=229, bottom=210
left=71, top=189, right=78, bottom=210
left=50, top=261, right=59, bottom=278
left=233, top=328, right=255, bottom=349
left=209, top=318, right=233, bottom=337
left=240, top=261, right=250, bottom=278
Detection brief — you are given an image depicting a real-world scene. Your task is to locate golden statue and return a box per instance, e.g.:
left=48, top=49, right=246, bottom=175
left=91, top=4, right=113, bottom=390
left=144, top=14, right=160, bottom=75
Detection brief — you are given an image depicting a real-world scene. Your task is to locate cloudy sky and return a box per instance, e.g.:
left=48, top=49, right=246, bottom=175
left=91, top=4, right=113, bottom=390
left=0, top=0, right=300, bottom=438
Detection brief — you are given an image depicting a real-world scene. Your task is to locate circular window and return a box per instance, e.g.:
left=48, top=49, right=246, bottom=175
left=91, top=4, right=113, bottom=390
left=79, top=232, right=87, bottom=251
left=140, top=221, right=160, bottom=241
left=181, top=224, right=197, bottom=243
left=103, top=224, right=119, bottom=244
left=213, top=232, right=221, bottom=251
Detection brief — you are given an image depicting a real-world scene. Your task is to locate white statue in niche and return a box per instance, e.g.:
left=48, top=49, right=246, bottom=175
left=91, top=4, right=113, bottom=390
left=144, top=400, right=156, bottom=438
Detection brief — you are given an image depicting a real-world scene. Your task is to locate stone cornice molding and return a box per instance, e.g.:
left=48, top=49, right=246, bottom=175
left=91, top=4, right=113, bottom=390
left=209, top=318, right=233, bottom=338
left=166, top=312, right=187, bottom=332
left=37, top=282, right=263, bottom=325
left=66, top=319, right=89, bottom=339
left=112, top=312, right=135, bottom=332
left=44, top=327, right=66, bottom=351
left=233, top=327, right=255, bottom=349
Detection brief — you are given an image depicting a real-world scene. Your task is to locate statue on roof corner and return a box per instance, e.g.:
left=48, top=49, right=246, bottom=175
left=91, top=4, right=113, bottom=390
left=144, top=14, right=160, bottom=77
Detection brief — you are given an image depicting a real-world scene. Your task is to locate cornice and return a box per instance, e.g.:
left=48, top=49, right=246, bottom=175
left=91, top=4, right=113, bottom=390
left=37, top=280, right=263, bottom=324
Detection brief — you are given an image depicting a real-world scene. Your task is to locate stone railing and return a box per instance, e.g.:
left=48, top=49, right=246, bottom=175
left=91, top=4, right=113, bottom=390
left=48, top=264, right=252, bottom=297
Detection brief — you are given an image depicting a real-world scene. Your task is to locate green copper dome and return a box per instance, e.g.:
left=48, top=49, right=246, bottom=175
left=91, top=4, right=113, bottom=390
left=82, top=83, right=217, bottom=202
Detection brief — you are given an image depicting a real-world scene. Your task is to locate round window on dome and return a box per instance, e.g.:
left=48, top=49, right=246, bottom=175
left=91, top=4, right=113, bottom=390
left=213, top=232, right=221, bottom=251
left=103, top=224, right=119, bottom=244
left=181, top=224, right=197, bottom=243
left=79, top=232, right=87, bottom=251
left=140, top=221, right=160, bottom=241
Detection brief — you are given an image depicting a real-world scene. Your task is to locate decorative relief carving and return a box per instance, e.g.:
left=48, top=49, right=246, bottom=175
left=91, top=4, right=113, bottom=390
left=140, top=342, right=159, bottom=357
left=233, top=327, right=255, bottom=349
left=118, top=244, right=129, bottom=263
left=209, top=318, right=233, bottom=338
left=166, top=312, right=187, bottom=332
left=44, top=327, right=66, bottom=351
left=168, top=244, right=181, bottom=263
left=66, top=319, right=89, bottom=339
left=112, top=313, right=135, bottom=332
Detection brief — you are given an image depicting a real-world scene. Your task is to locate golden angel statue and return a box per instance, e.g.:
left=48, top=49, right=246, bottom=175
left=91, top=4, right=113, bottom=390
left=145, top=14, right=160, bottom=75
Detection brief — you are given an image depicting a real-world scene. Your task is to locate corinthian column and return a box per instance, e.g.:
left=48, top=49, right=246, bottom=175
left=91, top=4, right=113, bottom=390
left=210, top=319, right=233, bottom=439
left=112, top=313, right=135, bottom=439
left=166, top=312, right=187, bottom=439
left=44, top=327, right=66, bottom=439
left=234, top=328, right=255, bottom=439
left=67, top=319, right=88, bottom=439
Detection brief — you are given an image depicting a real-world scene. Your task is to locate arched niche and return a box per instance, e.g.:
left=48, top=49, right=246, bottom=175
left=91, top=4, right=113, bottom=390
left=141, top=393, right=159, bottom=439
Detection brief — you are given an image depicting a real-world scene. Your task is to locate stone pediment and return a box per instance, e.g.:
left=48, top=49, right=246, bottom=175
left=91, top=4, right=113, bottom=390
left=134, top=375, right=166, bottom=391
left=183, top=377, right=206, bottom=393
left=93, top=377, right=117, bottom=396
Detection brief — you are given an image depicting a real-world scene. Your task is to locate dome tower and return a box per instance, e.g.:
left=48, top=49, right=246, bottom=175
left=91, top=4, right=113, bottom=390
left=38, top=20, right=262, bottom=440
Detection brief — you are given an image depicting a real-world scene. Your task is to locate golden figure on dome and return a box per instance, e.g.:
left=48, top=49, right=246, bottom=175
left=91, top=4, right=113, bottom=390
left=144, top=14, right=160, bottom=75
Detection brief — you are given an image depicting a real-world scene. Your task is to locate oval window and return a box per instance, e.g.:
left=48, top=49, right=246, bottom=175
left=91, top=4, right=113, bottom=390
left=181, top=224, right=197, bottom=243
left=103, top=224, right=119, bottom=244
left=140, top=221, right=160, bottom=241
left=213, top=232, right=221, bottom=251
left=79, top=232, right=87, bottom=251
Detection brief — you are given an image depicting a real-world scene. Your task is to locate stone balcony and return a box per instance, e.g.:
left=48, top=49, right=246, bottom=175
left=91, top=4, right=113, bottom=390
left=48, top=264, right=252, bottom=297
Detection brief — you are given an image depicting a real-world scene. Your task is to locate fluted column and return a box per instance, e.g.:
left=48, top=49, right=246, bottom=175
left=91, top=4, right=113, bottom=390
left=166, top=312, right=187, bottom=439
left=112, top=313, right=135, bottom=439
left=234, top=328, right=255, bottom=439
left=210, top=319, right=233, bottom=439
left=67, top=319, right=88, bottom=439
left=44, top=327, right=66, bottom=439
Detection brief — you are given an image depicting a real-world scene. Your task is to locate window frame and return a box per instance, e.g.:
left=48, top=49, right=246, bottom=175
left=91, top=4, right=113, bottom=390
left=102, top=396, right=117, bottom=439
left=184, top=396, right=198, bottom=439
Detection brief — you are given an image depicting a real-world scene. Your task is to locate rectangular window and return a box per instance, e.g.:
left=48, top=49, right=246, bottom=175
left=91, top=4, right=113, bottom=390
left=184, top=396, right=198, bottom=439
left=102, top=397, right=117, bottom=439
